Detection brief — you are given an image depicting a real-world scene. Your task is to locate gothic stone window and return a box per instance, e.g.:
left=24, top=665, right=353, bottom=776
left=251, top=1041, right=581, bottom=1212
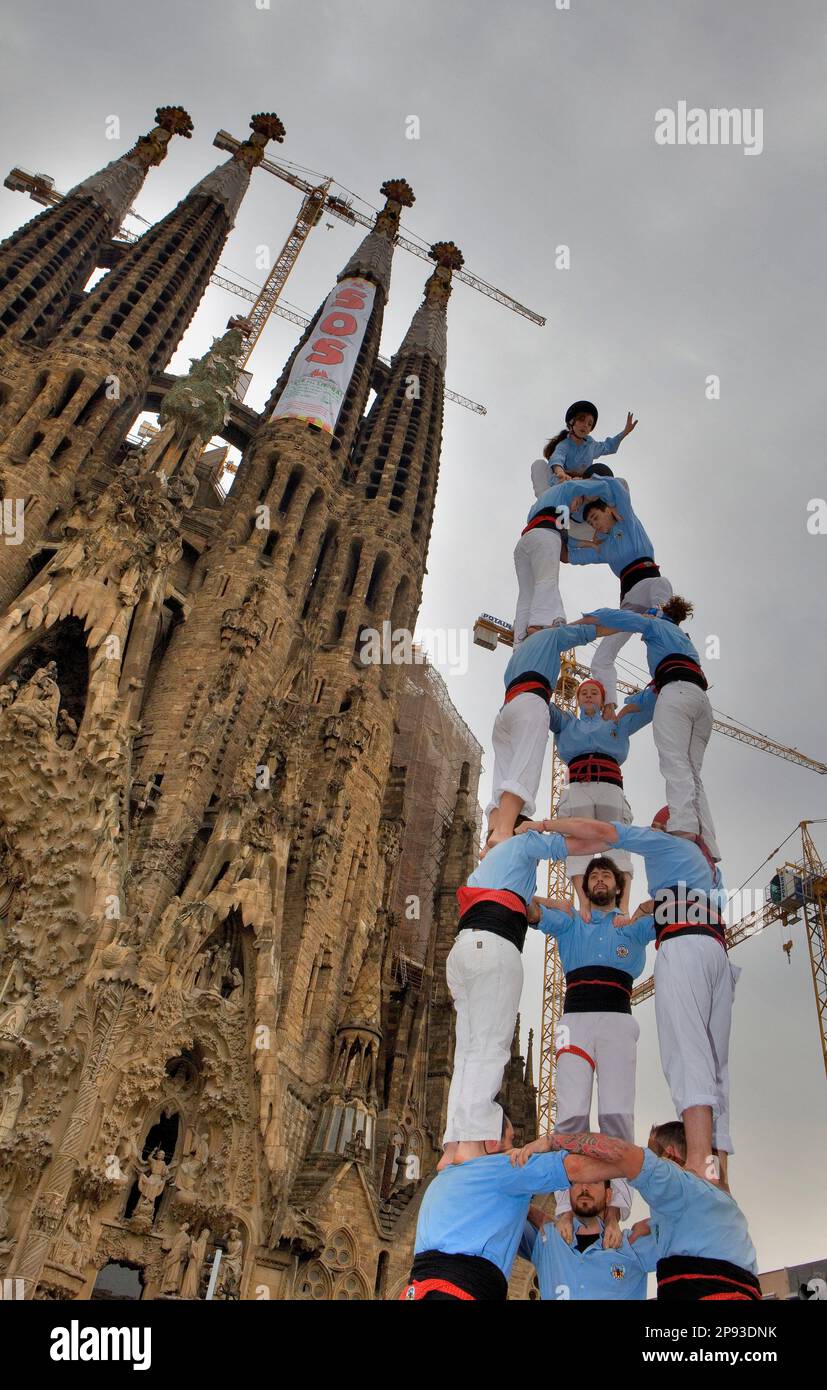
left=322, top=1227, right=356, bottom=1273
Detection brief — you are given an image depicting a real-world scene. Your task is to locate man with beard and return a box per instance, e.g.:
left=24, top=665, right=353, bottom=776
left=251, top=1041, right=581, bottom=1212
left=519, top=1179, right=658, bottom=1300
left=529, top=854, right=654, bottom=1244
left=512, top=1124, right=760, bottom=1302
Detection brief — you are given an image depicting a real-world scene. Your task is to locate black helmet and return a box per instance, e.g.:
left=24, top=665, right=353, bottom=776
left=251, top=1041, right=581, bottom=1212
left=565, top=400, right=598, bottom=428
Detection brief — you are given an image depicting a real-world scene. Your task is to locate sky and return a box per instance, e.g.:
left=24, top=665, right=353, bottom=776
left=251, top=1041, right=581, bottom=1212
left=2, top=0, right=826, bottom=1279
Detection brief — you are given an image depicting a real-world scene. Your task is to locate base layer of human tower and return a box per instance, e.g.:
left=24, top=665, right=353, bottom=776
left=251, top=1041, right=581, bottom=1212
left=402, top=401, right=758, bottom=1303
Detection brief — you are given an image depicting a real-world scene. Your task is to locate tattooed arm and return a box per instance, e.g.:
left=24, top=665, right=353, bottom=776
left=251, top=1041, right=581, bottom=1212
left=510, top=1131, right=645, bottom=1181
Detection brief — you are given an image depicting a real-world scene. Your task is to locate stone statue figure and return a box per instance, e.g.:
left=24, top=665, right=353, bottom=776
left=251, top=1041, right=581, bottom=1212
left=176, top=1131, right=209, bottom=1197
left=160, top=1222, right=191, bottom=1295
left=0, top=980, right=33, bottom=1038
left=133, top=1148, right=173, bottom=1221
left=0, top=1074, right=24, bottom=1142
left=180, top=1225, right=211, bottom=1300
left=217, top=1226, right=243, bottom=1299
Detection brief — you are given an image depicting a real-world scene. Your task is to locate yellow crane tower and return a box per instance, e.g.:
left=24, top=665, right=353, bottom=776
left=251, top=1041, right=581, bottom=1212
left=473, top=614, right=827, bottom=1130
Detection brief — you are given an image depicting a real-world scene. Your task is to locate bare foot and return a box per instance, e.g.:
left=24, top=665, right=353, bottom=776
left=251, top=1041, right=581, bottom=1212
left=484, top=829, right=512, bottom=854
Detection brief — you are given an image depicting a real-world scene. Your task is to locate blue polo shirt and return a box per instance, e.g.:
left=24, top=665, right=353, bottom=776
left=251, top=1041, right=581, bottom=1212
left=414, top=1151, right=570, bottom=1277
left=611, top=823, right=724, bottom=902
left=548, top=432, right=626, bottom=478
left=503, top=622, right=596, bottom=697
left=520, top=1217, right=659, bottom=1299
left=467, top=831, right=568, bottom=905
left=565, top=477, right=658, bottom=577
left=631, top=1149, right=758, bottom=1273
left=549, top=689, right=655, bottom=765
left=533, top=904, right=654, bottom=979
left=587, top=609, right=702, bottom=680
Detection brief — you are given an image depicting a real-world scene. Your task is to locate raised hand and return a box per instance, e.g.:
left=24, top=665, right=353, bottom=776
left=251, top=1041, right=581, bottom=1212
left=624, top=412, right=638, bottom=436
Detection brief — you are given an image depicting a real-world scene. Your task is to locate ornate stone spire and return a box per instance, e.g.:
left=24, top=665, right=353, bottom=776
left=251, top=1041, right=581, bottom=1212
left=339, top=178, right=415, bottom=299
left=67, top=105, right=194, bottom=224
left=0, top=106, right=193, bottom=349
left=189, top=113, right=286, bottom=227
left=391, top=240, right=464, bottom=372
left=524, top=1027, right=535, bottom=1088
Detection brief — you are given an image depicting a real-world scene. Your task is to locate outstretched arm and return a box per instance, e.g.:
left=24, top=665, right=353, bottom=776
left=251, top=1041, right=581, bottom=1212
left=511, top=1131, right=645, bottom=1182
left=515, top=817, right=615, bottom=858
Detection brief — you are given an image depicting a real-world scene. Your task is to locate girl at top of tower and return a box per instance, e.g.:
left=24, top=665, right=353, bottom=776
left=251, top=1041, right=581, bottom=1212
left=530, top=400, right=638, bottom=499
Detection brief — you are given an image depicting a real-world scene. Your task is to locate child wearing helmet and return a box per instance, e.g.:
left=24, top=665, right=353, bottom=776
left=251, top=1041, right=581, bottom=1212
left=531, top=401, right=638, bottom=498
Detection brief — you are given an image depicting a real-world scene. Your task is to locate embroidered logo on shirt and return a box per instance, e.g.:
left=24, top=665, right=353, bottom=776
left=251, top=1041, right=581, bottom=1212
left=616, top=945, right=630, bottom=958
left=610, top=1265, right=625, bottom=1279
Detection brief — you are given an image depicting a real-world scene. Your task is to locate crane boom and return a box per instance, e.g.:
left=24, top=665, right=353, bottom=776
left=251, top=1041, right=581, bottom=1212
left=5, top=163, right=487, bottom=414
left=213, top=131, right=546, bottom=325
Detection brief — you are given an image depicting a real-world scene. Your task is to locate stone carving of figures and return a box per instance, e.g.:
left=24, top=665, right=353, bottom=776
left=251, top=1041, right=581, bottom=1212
left=134, top=1148, right=173, bottom=1221
left=113, top=1122, right=142, bottom=1182
left=56, top=710, right=78, bottom=748
left=0, top=677, right=20, bottom=711
left=217, top=1227, right=243, bottom=1299
left=160, top=1222, right=191, bottom=1296
left=225, top=966, right=244, bottom=1003
left=208, top=942, right=232, bottom=992
left=180, top=1225, right=211, bottom=1300
left=14, top=661, right=61, bottom=731
left=193, top=947, right=215, bottom=990
left=0, top=980, right=33, bottom=1038
left=0, top=1075, right=24, bottom=1142
left=176, top=1131, right=209, bottom=1197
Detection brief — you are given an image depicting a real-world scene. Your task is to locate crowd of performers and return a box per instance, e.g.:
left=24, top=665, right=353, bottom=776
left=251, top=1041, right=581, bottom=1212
left=403, top=402, right=758, bottom=1302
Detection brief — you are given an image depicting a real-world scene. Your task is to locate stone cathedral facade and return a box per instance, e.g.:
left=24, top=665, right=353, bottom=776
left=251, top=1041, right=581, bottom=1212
left=0, top=108, right=535, bottom=1300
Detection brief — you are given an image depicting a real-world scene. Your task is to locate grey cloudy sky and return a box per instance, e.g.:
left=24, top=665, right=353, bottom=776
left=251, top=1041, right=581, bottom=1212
left=3, top=0, right=826, bottom=1277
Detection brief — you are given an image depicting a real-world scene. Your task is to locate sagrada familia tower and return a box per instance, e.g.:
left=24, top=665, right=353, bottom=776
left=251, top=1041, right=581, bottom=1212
left=0, top=109, right=536, bottom=1300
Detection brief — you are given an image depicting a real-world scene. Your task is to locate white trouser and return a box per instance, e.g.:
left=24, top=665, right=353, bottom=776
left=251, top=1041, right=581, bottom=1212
left=590, top=574, right=674, bottom=704
left=653, top=680, right=720, bottom=858
left=556, top=781, right=634, bottom=877
left=443, top=930, right=524, bottom=1143
left=553, top=1010, right=639, bottom=1218
left=486, top=692, right=549, bottom=819
left=654, top=935, right=740, bottom=1153
left=513, top=528, right=565, bottom=647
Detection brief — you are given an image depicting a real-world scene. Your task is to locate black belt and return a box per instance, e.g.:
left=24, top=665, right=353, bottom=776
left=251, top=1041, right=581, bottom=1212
left=619, top=556, right=661, bottom=601
left=657, top=1254, right=761, bottom=1301
left=653, top=885, right=727, bottom=950
left=568, top=753, right=623, bottom=788
left=521, top=507, right=567, bottom=535
left=407, top=1250, right=508, bottom=1301
left=653, top=653, right=708, bottom=692
left=564, top=965, right=633, bottom=1014
left=457, top=901, right=527, bottom=954
left=504, top=668, right=551, bottom=705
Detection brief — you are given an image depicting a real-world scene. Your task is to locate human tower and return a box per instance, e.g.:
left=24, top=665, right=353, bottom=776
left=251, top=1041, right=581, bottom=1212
left=402, top=402, right=761, bottom=1302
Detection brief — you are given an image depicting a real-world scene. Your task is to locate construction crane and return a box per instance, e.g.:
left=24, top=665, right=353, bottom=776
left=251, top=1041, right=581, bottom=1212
left=5, top=166, right=487, bottom=417
left=472, top=615, right=827, bottom=1129
left=212, top=130, right=546, bottom=327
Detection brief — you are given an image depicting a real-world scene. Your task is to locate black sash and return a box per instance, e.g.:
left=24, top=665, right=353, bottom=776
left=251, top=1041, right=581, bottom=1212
left=567, top=752, right=623, bottom=788
left=564, top=964, right=633, bottom=1014
left=619, top=556, right=661, bottom=601
left=408, top=1250, right=508, bottom=1301
left=653, top=653, right=708, bottom=692
left=457, top=900, right=527, bottom=954
left=653, top=885, right=727, bottom=951
left=657, top=1254, right=762, bottom=1301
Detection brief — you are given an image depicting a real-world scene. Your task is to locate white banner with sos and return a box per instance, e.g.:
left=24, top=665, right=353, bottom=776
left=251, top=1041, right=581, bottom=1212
left=270, top=276, right=376, bottom=434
